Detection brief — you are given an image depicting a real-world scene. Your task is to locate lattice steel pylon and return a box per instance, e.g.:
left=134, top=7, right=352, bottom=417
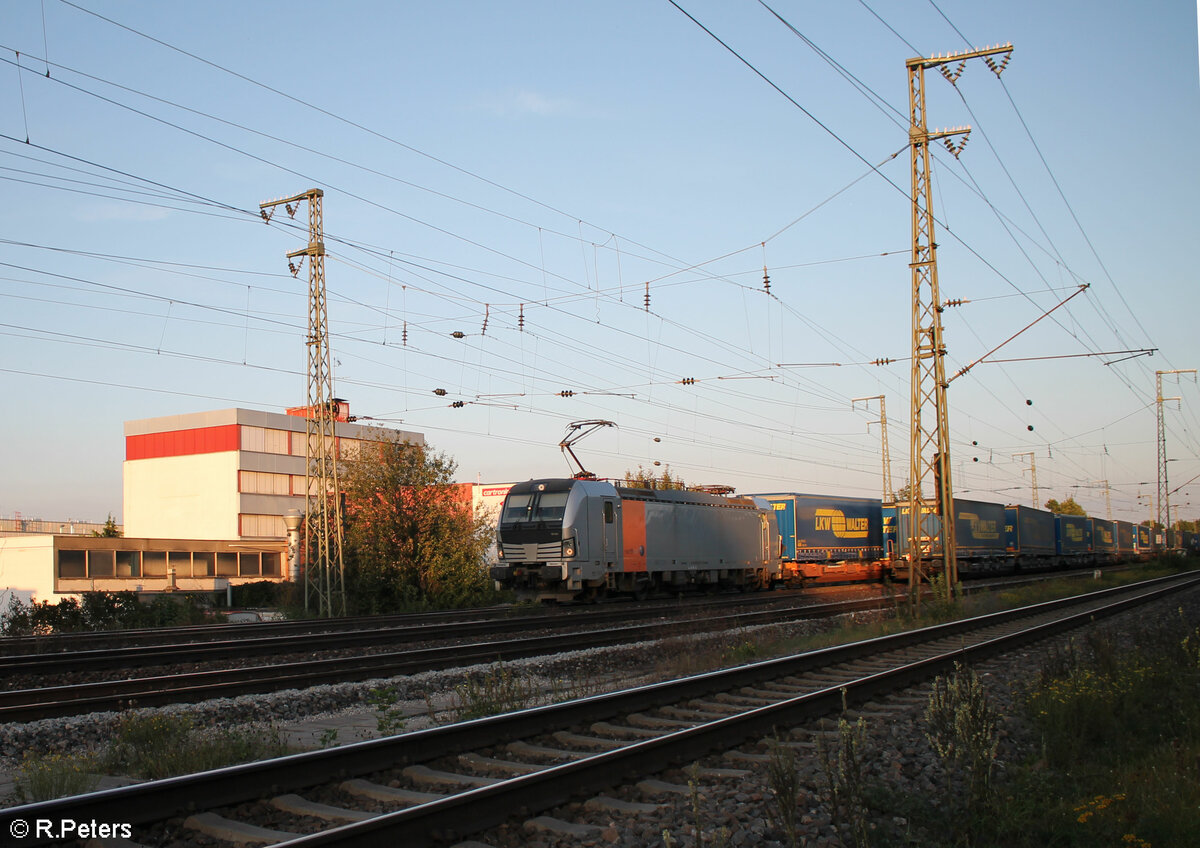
left=905, top=44, right=1012, bottom=600
left=1156, top=369, right=1196, bottom=536
left=853, top=395, right=894, bottom=501
left=260, top=188, right=345, bottom=617
left=1012, top=452, right=1038, bottom=507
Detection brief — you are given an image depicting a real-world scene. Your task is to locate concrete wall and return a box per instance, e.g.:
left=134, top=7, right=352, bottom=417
left=124, top=452, right=242, bottom=540
left=0, top=535, right=55, bottom=607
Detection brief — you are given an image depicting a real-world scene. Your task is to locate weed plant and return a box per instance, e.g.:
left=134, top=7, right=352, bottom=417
left=365, top=684, right=407, bottom=735
left=889, top=601, right=1200, bottom=847
left=816, top=697, right=872, bottom=848
left=12, top=752, right=99, bottom=803
left=996, top=609, right=1200, bottom=847
left=765, top=734, right=801, bottom=848
left=102, top=713, right=289, bottom=780
left=922, top=662, right=1001, bottom=842
left=447, top=663, right=541, bottom=722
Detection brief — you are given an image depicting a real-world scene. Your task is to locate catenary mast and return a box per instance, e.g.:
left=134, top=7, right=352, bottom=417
left=260, top=189, right=345, bottom=617
left=905, top=44, right=1012, bottom=600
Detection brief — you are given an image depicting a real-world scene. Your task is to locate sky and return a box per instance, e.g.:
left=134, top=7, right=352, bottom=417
left=1, top=0, right=1198, bottom=526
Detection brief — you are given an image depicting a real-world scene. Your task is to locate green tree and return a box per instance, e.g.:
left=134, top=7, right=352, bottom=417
left=623, top=464, right=686, bottom=490
left=1043, top=496, right=1087, bottom=516
left=90, top=514, right=121, bottom=537
left=340, top=439, right=494, bottom=612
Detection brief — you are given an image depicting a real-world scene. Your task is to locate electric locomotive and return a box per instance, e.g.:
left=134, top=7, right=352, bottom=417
left=492, top=478, right=782, bottom=601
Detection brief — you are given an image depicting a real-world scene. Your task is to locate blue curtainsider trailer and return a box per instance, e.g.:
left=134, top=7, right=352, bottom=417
left=1005, top=505, right=1057, bottom=569
left=1136, top=524, right=1152, bottom=554
left=884, top=499, right=1008, bottom=573
left=1055, top=514, right=1092, bottom=562
left=1115, top=520, right=1137, bottom=557
left=754, top=492, right=884, bottom=583
left=1091, top=518, right=1117, bottom=561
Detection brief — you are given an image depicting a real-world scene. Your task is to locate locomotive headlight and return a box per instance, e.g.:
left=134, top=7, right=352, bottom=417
left=562, top=539, right=576, bottom=558
left=497, top=548, right=504, bottom=559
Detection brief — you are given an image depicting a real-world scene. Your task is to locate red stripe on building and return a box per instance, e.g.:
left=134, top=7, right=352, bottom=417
left=126, top=424, right=240, bottom=460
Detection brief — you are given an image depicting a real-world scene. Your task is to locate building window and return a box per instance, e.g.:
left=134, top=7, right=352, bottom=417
left=87, top=550, right=115, bottom=578
left=143, top=551, right=167, bottom=577
left=193, top=551, right=215, bottom=577
left=241, top=513, right=286, bottom=539
left=239, top=471, right=291, bottom=495
left=264, top=428, right=288, bottom=454
left=238, top=552, right=261, bottom=577
left=241, top=426, right=289, bottom=454
left=116, top=551, right=141, bottom=577
left=261, top=551, right=281, bottom=576
left=241, top=425, right=266, bottom=453
left=290, top=433, right=335, bottom=457
left=58, top=550, right=86, bottom=578
left=168, top=551, right=192, bottom=579
left=217, top=552, right=238, bottom=577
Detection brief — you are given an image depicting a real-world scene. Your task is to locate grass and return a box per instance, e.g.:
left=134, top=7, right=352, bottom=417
left=424, top=662, right=608, bottom=724
left=803, top=562, right=1199, bottom=848
left=651, top=563, right=1191, bottom=683
left=986, top=605, right=1200, bottom=848
left=12, top=752, right=100, bottom=804
left=10, top=713, right=293, bottom=803
left=102, top=713, right=290, bottom=781
left=652, top=561, right=1196, bottom=846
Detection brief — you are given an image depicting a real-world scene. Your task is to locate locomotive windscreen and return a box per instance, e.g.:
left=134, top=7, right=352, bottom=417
left=501, top=490, right=568, bottom=525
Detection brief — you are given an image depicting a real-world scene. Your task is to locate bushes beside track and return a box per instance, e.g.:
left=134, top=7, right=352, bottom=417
left=1, top=591, right=214, bottom=634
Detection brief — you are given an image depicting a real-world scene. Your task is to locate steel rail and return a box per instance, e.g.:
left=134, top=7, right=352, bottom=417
left=0, top=590, right=815, bottom=671
left=3, top=572, right=1194, bottom=847
left=265, top=571, right=1200, bottom=847
left=0, top=606, right=516, bottom=655
left=0, top=594, right=891, bottom=720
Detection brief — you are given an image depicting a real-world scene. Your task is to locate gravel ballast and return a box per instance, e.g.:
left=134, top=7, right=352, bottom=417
left=2, top=582, right=1197, bottom=848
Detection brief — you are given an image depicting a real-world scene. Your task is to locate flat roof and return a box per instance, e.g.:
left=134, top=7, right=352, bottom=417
left=124, top=407, right=423, bottom=444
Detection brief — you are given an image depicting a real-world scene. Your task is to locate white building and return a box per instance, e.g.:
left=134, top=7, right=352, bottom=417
left=0, top=535, right=288, bottom=609
left=123, top=405, right=424, bottom=541
left=0, top=404, right=426, bottom=609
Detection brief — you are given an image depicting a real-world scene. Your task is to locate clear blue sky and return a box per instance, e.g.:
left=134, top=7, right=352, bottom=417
left=2, top=0, right=1198, bottom=525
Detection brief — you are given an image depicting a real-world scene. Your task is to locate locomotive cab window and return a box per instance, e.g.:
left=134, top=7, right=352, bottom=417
left=503, top=490, right=569, bottom=524
left=530, top=491, right=568, bottom=522
left=604, top=501, right=614, bottom=524
left=501, top=493, right=533, bottom=523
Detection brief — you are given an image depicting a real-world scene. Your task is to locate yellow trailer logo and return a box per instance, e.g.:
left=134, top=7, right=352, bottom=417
left=814, top=509, right=869, bottom=539
left=960, top=512, right=1000, bottom=540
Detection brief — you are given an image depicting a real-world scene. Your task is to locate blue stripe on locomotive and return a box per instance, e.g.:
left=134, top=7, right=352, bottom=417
left=754, top=493, right=882, bottom=561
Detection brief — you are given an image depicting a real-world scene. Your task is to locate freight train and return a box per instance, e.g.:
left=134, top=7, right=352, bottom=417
left=491, top=477, right=1168, bottom=600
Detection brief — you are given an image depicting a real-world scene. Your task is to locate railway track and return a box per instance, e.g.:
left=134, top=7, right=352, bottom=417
left=0, top=590, right=823, bottom=673
left=5, top=571, right=1194, bottom=847
left=0, top=592, right=888, bottom=721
